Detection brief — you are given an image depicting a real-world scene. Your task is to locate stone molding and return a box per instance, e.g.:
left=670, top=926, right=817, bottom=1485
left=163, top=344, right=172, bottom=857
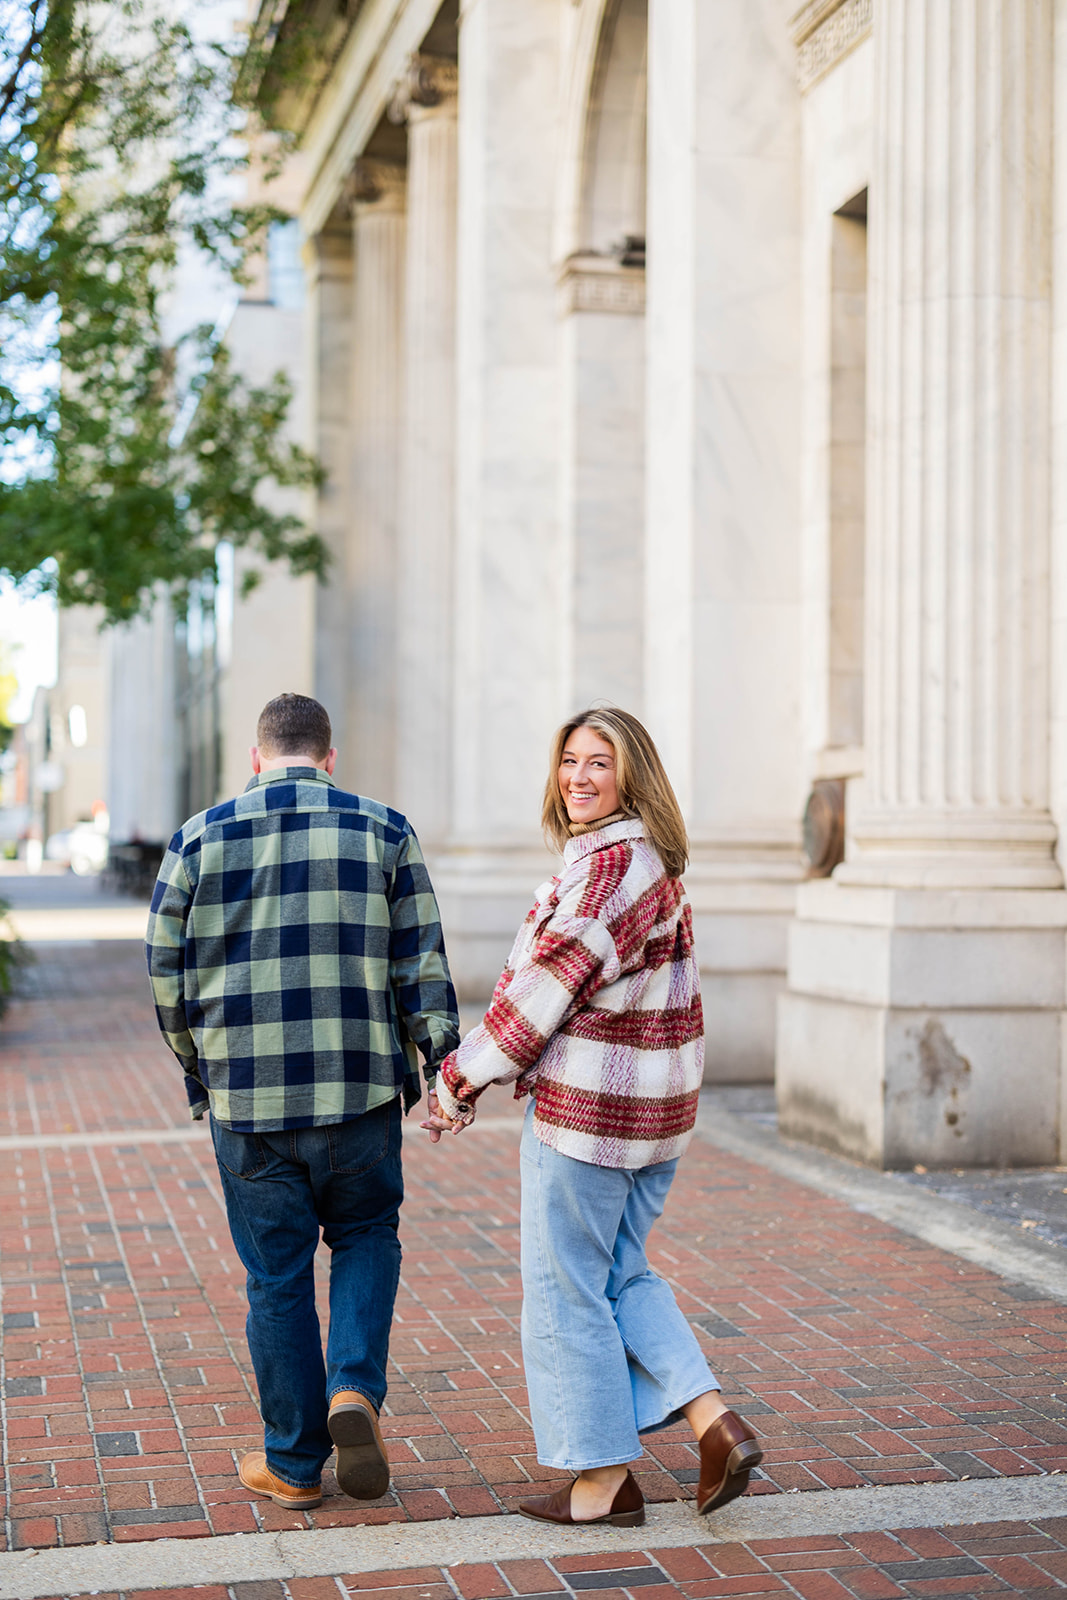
left=389, top=53, right=459, bottom=124
left=556, top=255, right=645, bottom=317
left=345, top=158, right=406, bottom=212
left=790, top=0, right=873, bottom=92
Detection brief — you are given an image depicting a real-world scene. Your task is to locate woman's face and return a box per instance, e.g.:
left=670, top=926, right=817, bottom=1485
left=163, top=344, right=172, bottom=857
left=559, top=725, right=621, bottom=824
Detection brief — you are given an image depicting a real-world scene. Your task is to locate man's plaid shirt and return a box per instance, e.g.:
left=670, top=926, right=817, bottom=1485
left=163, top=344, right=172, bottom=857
left=145, top=766, right=460, bottom=1132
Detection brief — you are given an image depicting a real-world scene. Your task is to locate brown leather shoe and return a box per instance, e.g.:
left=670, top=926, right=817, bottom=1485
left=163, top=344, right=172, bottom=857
left=328, top=1389, right=390, bottom=1500
left=238, top=1450, right=323, bottom=1509
left=696, top=1410, right=763, bottom=1515
left=518, top=1470, right=645, bottom=1527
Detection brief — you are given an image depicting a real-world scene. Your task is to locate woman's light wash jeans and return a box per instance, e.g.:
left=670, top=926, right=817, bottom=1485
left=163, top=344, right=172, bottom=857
left=520, top=1099, right=719, bottom=1471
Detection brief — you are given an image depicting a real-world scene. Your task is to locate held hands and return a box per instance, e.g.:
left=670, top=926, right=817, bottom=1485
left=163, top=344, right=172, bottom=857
left=420, top=1089, right=466, bottom=1142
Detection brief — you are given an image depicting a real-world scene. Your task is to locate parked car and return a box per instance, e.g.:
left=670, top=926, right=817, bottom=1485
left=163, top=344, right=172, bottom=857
left=44, top=820, right=110, bottom=877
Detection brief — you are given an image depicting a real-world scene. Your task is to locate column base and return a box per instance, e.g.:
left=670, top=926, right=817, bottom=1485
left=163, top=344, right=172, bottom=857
left=686, top=854, right=802, bottom=1083
left=776, top=880, right=1067, bottom=1168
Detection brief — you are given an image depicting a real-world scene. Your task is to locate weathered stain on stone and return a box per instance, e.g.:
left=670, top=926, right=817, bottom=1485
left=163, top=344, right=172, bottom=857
left=918, top=1018, right=971, bottom=1096
left=914, top=1018, right=971, bottom=1140
left=778, top=1084, right=877, bottom=1165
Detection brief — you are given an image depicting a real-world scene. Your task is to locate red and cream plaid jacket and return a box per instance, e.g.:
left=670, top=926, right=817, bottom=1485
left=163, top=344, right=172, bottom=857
left=435, top=818, right=704, bottom=1168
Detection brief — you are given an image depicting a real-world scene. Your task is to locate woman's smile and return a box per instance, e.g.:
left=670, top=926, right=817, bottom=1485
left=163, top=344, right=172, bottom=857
left=559, top=725, right=621, bottom=823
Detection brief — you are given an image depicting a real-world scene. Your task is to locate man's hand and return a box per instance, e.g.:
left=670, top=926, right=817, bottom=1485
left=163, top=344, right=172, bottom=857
left=420, top=1089, right=465, bottom=1142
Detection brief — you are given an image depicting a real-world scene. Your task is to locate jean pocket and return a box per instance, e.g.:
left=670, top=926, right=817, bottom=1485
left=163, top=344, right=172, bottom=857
left=211, top=1118, right=269, bottom=1178
left=325, top=1101, right=396, bottom=1176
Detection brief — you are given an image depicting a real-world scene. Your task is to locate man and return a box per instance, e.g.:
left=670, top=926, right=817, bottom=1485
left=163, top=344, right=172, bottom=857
left=146, top=693, right=459, bottom=1510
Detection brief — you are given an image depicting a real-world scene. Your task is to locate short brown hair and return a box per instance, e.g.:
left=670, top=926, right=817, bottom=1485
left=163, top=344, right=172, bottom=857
left=542, top=706, right=689, bottom=878
left=256, top=694, right=332, bottom=761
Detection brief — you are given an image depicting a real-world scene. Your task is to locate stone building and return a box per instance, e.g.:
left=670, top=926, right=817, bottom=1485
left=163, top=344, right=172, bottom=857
left=102, top=0, right=1067, bottom=1169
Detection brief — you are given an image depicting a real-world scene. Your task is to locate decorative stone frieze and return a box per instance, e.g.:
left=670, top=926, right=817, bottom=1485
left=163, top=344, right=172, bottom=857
left=556, top=255, right=645, bottom=317
left=790, top=0, right=872, bottom=92
left=388, top=53, right=459, bottom=124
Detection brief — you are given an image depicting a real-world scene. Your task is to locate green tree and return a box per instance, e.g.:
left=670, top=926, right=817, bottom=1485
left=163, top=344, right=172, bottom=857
left=0, top=0, right=325, bottom=623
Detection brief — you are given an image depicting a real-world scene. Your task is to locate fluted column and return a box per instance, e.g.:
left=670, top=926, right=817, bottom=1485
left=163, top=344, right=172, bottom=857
left=305, top=224, right=354, bottom=737
left=344, top=160, right=406, bottom=804
left=845, top=0, right=1058, bottom=888
left=392, top=56, right=459, bottom=846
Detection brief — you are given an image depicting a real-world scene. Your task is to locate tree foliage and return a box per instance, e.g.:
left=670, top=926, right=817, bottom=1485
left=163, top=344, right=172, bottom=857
left=0, top=0, right=325, bottom=622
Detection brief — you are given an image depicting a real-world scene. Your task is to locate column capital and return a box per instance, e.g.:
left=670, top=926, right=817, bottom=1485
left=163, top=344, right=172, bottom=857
left=388, top=53, right=458, bottom=124
left=345, top=159, right=406, bottom=214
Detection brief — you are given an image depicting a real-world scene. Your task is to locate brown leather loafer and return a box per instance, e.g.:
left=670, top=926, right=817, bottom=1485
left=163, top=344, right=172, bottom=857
left=696, top=1410, right=763, bottom=1515
left=328, top=1389, right=390, bottom=1500
left=518, top=1469, right=645, bottom=1527
left=238, top=1450, right=323, bottom=1509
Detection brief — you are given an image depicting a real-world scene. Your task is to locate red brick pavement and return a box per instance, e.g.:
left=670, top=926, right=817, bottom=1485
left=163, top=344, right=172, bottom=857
left=26, top=1517, right=1067, bottom=1598
left=4, top=942, right=1067, bottom=1552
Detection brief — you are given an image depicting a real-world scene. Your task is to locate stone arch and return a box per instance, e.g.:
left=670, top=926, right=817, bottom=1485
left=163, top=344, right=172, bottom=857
left=555, top=0, right=647, bottom=264
left=555, top=0, right=648, bottom=713
left=580, top=0, right=647, bottom=256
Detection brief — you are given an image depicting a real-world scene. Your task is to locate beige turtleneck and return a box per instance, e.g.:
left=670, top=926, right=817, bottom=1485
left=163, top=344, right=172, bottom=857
left=567, top=809, right=632, bottom=838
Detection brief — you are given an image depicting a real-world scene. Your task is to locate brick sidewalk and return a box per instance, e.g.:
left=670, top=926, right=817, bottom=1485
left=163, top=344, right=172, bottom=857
left=4, top=942, right=1067, bottom=1554
left=28, top=1518, right=1067, bottom=1599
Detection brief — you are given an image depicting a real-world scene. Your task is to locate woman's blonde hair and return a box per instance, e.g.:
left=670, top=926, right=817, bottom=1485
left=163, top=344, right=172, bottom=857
left=542, top=706, right=689, bottom=878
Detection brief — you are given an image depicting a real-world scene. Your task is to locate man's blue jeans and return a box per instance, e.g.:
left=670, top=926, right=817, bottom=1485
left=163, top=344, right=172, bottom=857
left=211, top=1098, right=403, bottom=1488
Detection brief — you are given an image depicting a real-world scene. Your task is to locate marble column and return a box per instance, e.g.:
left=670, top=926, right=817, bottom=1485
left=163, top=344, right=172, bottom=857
left=304, top=224, right=354, bottom=743
left=344, top=160, right=406, bottom=804
left=392, top=56, right=459, bottom=846
left=558, top=260, right=646, bottom=711
left=432, top=0, right=564, bottom=997
left=645, top=0, right=805, bottom=1079
left=777, top=0, right=1067, bottom=1168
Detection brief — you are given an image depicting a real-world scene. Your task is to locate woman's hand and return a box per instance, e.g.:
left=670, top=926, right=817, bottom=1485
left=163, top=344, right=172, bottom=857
left=420, top=1089, right=466, bottom=1142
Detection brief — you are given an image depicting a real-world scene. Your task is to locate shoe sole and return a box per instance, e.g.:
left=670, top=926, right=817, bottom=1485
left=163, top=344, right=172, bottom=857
left=517, top=1505, right=646, bottom=1528
left=696, top=1438, right=764, bottom=1516
left=329, top=1401, right=391, bottom=1500
left=238, top=1460, right=322, bottom=1509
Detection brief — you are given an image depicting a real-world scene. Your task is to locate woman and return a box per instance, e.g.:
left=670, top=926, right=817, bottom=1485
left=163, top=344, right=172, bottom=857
left=422, top=708, right=763, bottom=1528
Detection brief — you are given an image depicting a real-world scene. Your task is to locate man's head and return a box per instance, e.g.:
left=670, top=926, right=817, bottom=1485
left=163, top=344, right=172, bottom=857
left=251, top=694, right=337, bottom=775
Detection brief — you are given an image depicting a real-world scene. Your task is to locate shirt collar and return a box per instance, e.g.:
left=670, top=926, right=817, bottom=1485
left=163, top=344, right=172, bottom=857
left=243, top=766, right=337, bottom=793
left=563, top=817, right=645, bottom=865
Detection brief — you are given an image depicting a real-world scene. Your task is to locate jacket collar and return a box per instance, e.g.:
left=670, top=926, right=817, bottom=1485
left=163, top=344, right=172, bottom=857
left=563, top=817, right=645, bottom=866
left=244, top=766, right=336, bottom=793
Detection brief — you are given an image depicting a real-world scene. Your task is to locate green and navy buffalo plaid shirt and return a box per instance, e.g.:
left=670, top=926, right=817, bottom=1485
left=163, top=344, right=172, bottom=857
left=145, top=766, right=460, bottom=1132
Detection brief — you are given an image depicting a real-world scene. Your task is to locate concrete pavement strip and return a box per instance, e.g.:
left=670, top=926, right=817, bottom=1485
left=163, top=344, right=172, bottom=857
left=695, top=1094, right=1067, bottom=1303
left=4, top=1477, right=1067, bottom=1598
left=0, top=1119, right=523, bottom=1153
left=7, top=907, right=150, bottom=943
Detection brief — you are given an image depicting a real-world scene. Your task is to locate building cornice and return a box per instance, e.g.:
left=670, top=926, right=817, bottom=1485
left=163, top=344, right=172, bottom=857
left=239, top=0, right=366, bottom=131
left=790, top=0, right=873, bottom=92
left=300, top=0, right=444, bottom=240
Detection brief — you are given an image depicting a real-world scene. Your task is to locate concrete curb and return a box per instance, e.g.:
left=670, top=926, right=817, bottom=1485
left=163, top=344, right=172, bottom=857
left=694, top=1096, right=1067, bottom=1302
left=5, top=1476, right=1067, bottom=1599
